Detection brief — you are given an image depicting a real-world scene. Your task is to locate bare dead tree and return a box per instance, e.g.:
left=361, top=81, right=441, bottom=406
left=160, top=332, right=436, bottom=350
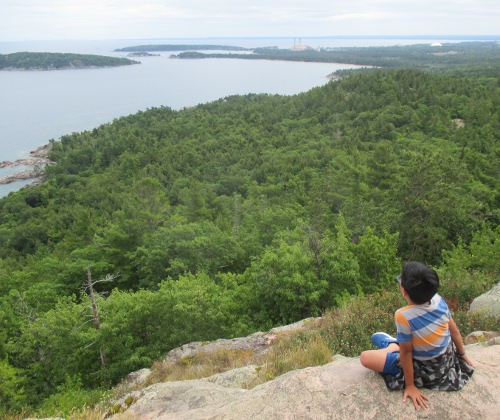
left=83, top=267, right=119, bottom=371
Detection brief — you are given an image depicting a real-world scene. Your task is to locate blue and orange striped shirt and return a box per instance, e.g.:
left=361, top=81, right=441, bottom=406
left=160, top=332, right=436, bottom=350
left=395, top=294, right=451, bottom=360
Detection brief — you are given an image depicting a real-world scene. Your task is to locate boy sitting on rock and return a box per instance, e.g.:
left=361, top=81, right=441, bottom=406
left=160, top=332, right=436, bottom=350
left=360, top=261, right=475, bottom=410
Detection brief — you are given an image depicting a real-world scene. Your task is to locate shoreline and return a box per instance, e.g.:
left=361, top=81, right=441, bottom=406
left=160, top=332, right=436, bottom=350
left=0, top=63, right=141, bottom=72
left=0, top=144, right=54, bottom=185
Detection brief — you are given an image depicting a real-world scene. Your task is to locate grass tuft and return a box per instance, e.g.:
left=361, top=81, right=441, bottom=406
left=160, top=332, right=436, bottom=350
left=147, top=347, right=255, bottom=385
left=249, top=331, right=331, bottom=387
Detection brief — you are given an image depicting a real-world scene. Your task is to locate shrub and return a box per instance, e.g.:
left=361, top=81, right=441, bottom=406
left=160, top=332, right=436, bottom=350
left=318, top=290, right=402, bottom=356
left=451, top=310, right=500, bottom=337
left=36, top=376, right=105, bottom=418
left=438, top=268, right=497, bottom=311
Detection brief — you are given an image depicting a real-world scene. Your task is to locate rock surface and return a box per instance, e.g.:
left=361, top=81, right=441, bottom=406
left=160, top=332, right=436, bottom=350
left=465, top=330, right=500, bottom=345
left=469, top=282, right=500, bottom=320
left=114, top=343, right=499, bottom=420
left=0, top=144, right=53, bottom=185
left=163, top=318, right=320, bottom=364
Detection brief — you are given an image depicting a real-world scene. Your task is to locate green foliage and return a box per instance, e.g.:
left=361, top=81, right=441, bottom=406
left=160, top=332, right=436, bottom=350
left=441, top=226, right=500, bottom=276
left=135, top=220, right=241, bottom=287
left=8, top=296, right=98, bottom=404
left=36, top=376, right=104, bottom=418
left=450, top=310, right=500, bottom=337
left=321, top=215, right=361, bottom=297
left=0, top=359, right=26, bottom=414
left=243, top=237, right=328, bottom=325
left=354, top=228, right=400, bottom=293
left=394, top=145, right=484, bottom=263
left=437, top=226, right=499, bottom=311
left=158, top=273, right=246, bottom=345
left=439, top=270, right=496, bottom=312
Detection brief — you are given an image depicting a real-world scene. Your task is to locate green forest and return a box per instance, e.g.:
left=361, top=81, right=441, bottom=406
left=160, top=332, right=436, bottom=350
left=0, top=47, right=499, bottom=416
left=0, top=52, right=139, bottom=70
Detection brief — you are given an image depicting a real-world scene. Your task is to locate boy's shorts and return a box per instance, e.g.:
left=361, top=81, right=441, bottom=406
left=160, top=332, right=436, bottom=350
left=383, top=351, right=402, bottom=376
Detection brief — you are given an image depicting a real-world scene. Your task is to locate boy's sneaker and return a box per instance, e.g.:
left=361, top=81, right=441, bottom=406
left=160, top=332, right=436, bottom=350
left=371, top=332, right=397, bottom=349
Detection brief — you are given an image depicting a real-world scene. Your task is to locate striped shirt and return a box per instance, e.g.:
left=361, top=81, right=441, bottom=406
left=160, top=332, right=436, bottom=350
left=395, top=294, right=452, bottom=361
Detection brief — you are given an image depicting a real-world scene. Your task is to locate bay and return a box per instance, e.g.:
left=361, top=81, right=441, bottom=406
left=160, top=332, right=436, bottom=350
left=0, top=56, right=356, bottom=162
left=0, top=36, right=490, bottom=197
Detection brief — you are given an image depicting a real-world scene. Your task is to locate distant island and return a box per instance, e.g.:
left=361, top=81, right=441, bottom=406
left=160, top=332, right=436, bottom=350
left=0, top=52, right=140, bottom=71
left=126, top=52, right=160, bottom=57
left=114, top=44, right=251, bottom=52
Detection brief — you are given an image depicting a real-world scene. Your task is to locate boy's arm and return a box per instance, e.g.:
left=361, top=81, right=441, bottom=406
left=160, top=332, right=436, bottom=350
left=399, top=342, right=429, bottom=410
left=449, top=318, right=475, bottom=368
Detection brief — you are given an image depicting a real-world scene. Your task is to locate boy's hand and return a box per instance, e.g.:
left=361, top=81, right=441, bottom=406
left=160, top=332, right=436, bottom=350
left=461, top=354, right=475, bottom=368
left=403, top=384, right=429, bottom=410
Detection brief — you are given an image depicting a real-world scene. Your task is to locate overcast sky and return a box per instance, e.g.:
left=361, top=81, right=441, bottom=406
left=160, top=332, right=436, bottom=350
left=1, top=0, right=499, bottom=42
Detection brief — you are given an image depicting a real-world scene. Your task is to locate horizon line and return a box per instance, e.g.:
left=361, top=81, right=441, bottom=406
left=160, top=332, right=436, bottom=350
left=2, top=34, right=500, bottom=43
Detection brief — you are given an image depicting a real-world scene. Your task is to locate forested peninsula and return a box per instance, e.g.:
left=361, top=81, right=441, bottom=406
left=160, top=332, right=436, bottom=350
left=114, top=41, right=500, bottom=72
left=169, top=41, right=500, bottom=72
left=0, top=44, right=499, bottom=417
left=0, top=52, right=140, bottom=70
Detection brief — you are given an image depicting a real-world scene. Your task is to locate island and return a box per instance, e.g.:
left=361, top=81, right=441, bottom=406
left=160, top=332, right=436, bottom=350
left=126, top=52, right=160, bottom=57
left=114, top=44, right=250, bottom=52
left=0, top=52, right=140, bottom=71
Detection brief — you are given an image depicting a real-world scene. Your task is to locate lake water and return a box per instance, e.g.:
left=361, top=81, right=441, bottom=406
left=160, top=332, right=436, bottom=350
left=0, top=36, right=495, bottom=196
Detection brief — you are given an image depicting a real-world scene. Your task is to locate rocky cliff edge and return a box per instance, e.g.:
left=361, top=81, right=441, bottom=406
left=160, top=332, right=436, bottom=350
left=112, top=335, right=499, bottom=420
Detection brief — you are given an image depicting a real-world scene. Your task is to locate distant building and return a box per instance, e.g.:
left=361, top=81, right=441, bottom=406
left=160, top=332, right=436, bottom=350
left=431, top=42, right=443, bottom=47
left=291, top=38, right=313, bottom=51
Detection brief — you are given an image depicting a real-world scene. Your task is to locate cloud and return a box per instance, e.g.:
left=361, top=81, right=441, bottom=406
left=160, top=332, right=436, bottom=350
left=325, top=12, right=397, bottom=22
left=0, top=0, right=498, bottom=41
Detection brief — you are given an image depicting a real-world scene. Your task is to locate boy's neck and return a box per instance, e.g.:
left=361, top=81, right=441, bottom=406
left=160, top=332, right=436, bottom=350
left=404, top=295, right=415, bottom=305
left=405, top=296, right=431, bottom=306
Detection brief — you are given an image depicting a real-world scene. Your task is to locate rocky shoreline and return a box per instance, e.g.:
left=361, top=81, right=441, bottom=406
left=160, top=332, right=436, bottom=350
left=0, top=144, right=54, bottom=186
